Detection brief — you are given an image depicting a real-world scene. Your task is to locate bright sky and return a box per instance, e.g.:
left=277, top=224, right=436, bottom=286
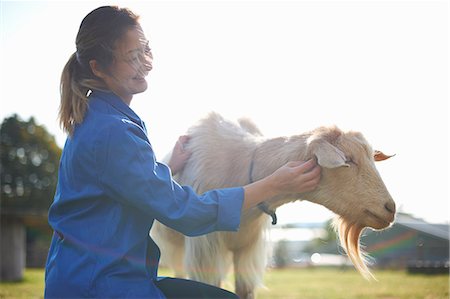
left=1, top=1, right=448, bottom=225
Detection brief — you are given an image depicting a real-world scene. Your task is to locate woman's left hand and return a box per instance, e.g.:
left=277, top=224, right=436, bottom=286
left=168, top=135, right=191, bottom=176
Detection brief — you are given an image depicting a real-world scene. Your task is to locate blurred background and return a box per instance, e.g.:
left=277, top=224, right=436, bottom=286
left=1, top=0, right=448, bottom=296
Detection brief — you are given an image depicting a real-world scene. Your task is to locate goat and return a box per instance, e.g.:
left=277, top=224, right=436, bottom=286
left=151, top=112, right=396, bottom=299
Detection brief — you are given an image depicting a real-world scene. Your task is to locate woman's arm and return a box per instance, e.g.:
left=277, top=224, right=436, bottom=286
left=168, top=135, right=321, bottom=211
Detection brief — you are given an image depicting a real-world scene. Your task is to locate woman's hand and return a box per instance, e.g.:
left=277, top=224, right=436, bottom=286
left=268, top=159, right=321, bottom=195
left=168, top=135, right=191, bottom=176
left=242, top=159, right=321, bottom=210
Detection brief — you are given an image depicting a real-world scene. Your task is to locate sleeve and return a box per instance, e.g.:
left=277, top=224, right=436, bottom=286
left=96, top=119, right=244, bottom=236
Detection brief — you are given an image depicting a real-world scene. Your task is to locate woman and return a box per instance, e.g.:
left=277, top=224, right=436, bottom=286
left=44, top=6, right=321, bottom=299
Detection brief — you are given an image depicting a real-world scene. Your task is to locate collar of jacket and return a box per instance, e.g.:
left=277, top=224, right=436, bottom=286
left=91, top=90, right=144, bottom=128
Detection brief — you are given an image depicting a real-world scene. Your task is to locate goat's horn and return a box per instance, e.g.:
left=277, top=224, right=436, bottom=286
left=374, top=150, right=395, bottom=161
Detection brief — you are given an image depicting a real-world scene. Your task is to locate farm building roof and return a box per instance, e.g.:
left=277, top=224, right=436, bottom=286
left=395, top=213, right=449, bottom=240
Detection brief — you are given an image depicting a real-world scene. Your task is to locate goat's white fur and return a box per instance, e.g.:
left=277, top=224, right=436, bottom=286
left=151, top=112, right=395, bottom=298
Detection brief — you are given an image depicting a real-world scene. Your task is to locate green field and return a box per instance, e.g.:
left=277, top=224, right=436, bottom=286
left=1, top=267, right=448, bottom=299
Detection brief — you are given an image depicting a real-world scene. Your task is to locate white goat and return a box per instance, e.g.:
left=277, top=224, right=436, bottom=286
left=151, top=112, right=396, bottom=299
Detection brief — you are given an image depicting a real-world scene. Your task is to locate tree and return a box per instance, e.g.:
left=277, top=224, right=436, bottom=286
left=303, top=219, right=339, bottom=255
left=0, top=114, right=61, bottom=281
left=273, top=239, right=290, bottom=268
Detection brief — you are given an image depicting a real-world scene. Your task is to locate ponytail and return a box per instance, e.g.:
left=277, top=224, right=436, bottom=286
left=59, top=53, right=90, bottom=135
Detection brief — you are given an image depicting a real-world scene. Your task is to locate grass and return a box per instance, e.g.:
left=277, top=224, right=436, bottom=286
left=256, top=267, right=449, bottom=299
left=1, top=267, right=448, bottom=299
left=0, top=269, right=45, bottom=299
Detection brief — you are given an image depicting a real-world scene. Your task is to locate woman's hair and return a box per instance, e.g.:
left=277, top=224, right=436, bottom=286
left=59, top=6, right=140, bottom=135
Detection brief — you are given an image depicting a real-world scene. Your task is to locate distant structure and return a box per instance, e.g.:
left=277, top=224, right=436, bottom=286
left=363, top=212, right=449, bottom=273
left=269, top=213, right=449, bottom=274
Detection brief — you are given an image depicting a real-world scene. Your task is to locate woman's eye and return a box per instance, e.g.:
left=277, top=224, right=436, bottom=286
left=128, top=54, right=139, bottom=62
left=346, top=159, right=356, bottom=165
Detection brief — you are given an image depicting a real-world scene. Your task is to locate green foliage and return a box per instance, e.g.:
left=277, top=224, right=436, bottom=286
left=303, top=219, right=339, bottom=254
left=273, top=239, right=290, bottom=268
left=1, top=115, right=62, bottom=216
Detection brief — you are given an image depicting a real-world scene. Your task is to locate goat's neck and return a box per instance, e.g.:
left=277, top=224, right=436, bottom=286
left=253, top=134, right=311, bottom=177
left=252, top=133, right=316, bottom=209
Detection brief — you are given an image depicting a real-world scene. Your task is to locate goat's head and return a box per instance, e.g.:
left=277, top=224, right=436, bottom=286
left=305, top=126, right=396, bottom=279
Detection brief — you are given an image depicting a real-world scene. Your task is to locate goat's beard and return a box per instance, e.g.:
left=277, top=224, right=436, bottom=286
left=333, top=217, right=375, bottom=280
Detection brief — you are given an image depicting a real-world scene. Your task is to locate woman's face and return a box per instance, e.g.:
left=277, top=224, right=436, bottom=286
left=99, top=26, right=153, bottom=104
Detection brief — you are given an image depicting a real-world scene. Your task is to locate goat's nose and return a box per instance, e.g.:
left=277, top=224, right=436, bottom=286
left=384, top=201, right=396, bottom=214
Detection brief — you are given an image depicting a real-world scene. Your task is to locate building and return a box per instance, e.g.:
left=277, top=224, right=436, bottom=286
left=269, top=213, right=449, bottom=273
left=362, top=213, right=449, bottom=273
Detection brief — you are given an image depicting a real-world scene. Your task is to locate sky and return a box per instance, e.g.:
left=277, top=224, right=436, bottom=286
left=1, top=0, right=449, bottom=225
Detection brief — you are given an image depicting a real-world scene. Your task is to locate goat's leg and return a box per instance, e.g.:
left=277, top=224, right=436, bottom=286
left=185, top=233, right=229, bottom=287
left=150, top=221, right=186, bottom=277
left=233, top=237, right=267, bottom=299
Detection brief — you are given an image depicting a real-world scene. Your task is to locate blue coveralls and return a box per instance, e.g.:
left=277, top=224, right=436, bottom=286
left=44, top=90, right=244, bottom=298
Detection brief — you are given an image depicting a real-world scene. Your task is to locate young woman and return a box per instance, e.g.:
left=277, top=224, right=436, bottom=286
left=44, top=6, right=321, bottom=299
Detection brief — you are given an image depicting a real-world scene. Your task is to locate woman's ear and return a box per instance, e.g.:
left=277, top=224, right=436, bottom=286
left=89, top=60, right=106, bottom=79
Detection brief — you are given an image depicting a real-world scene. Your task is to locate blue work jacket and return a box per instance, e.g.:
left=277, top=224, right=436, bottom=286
left=44, top=90, right=244, bottom=298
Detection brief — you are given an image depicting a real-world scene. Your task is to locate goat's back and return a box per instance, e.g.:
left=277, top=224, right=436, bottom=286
left=177, top=112, right=261, bottom=193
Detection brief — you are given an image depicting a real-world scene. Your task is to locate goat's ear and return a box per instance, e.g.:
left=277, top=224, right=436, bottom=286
left=374, top=150, right=395, bottom=162
left=307, top=137, right=349, bottom=168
